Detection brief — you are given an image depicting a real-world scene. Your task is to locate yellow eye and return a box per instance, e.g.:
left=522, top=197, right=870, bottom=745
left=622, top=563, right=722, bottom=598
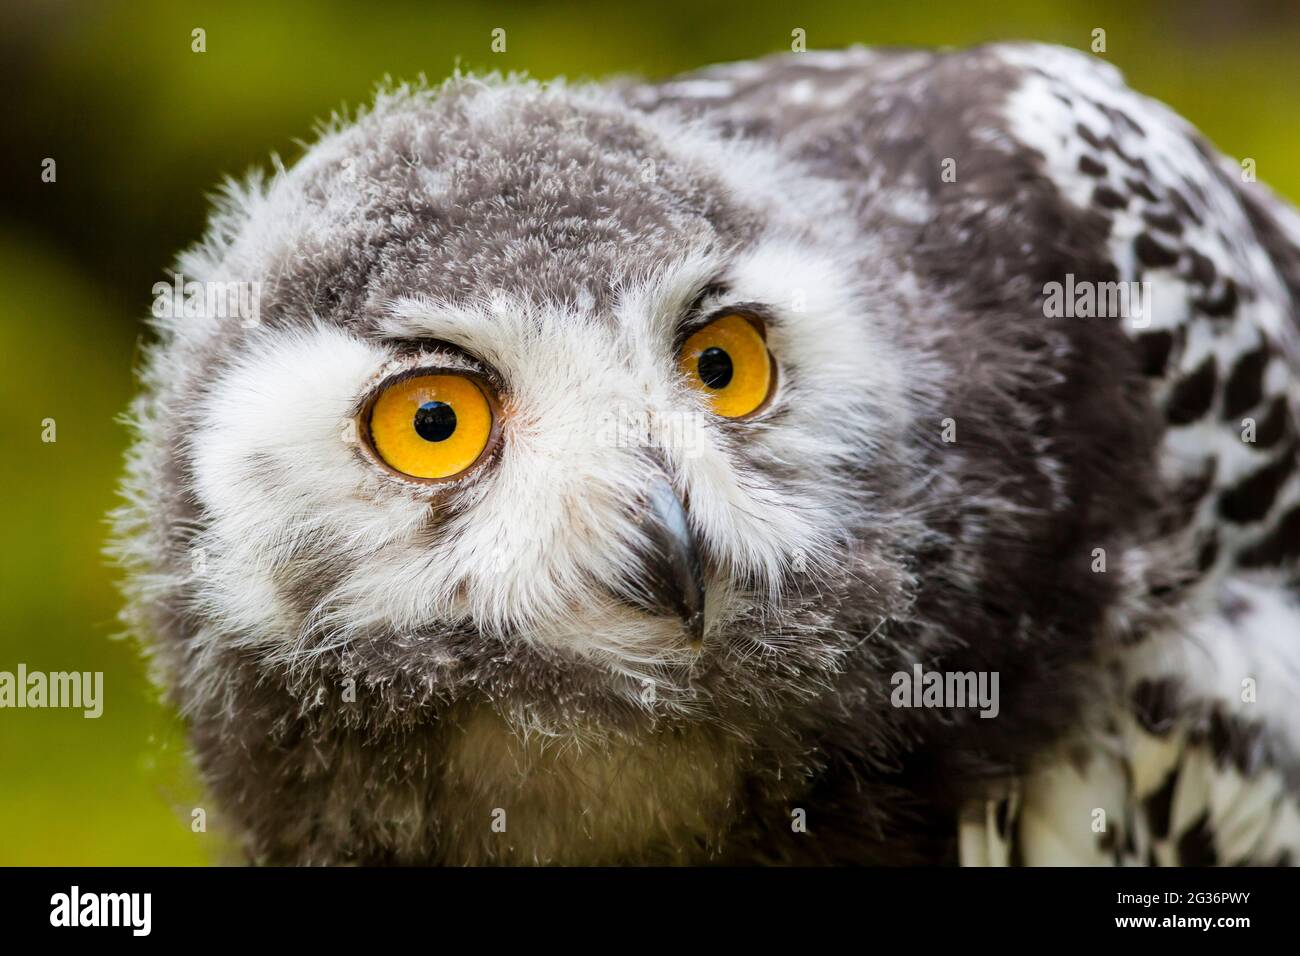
left=367, top=373, right=495, bottom=480
left=678, top=313, right=773, bottom=418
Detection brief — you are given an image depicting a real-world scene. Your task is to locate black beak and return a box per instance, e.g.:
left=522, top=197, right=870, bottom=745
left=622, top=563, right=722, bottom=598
left=629, top=475, right=706, bottom=649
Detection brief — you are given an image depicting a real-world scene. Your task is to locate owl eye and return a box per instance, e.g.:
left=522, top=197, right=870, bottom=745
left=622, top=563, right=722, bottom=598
left=678, top=313, right=773, bottom=419
left=366, top=373, right=495, bottom=480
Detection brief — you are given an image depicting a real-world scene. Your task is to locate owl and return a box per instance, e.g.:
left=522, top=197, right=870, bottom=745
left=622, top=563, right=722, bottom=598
left=113, top=43, right=1300, bottom=865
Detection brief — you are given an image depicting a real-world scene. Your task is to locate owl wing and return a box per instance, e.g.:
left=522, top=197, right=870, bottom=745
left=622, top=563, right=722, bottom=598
left=962, top=646, right=1300, bottom=867
left=640, top=43, right=1300, bottom=865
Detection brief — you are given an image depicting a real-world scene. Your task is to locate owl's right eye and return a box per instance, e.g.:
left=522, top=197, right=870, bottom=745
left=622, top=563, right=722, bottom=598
left=365, top=372, right=496, bottom=481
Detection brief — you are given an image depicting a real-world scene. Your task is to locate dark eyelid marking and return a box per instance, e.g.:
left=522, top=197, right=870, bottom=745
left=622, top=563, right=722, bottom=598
left=688, top=280, right=730, bottom=314
left=672, top=280, right=729, bottom=342
left=386, top=337, right=485, bottom=367
left=348, top=340, right=503, bottom=422
left=675, top=301, right=777, bottom=352
left=393, top=339, right=507, bottom=389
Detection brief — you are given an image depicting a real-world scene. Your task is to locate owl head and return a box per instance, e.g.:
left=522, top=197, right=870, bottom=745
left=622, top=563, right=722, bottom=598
left=114, top=73, right=1128, bottom=863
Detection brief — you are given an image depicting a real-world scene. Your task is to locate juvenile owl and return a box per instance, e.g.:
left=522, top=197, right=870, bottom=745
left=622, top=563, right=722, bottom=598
left=114, top=43, right=1300, bottom=865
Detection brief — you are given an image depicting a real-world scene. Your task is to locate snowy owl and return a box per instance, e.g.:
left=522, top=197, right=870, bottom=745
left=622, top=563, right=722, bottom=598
left=113, top=44, right=1300, bottom=865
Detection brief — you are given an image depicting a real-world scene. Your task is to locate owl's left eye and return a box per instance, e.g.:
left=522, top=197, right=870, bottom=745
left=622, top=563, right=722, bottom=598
left=678, top=313, right=774, bottom=419
left=365, top=373, right=495, bottom=481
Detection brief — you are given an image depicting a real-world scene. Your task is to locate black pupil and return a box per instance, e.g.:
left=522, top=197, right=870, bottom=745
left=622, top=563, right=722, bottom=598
left=413, top=401, right=457, bottom=442
left=697, top=347, right=733, bottom=389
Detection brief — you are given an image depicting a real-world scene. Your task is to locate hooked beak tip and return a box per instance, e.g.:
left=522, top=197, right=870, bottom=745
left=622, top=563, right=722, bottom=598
left=630, top=474, right=707, bottom=651
left=685, top=611, right=706, bottom=652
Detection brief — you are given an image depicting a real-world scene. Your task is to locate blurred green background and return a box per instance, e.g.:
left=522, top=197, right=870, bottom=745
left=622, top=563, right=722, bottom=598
left=2, top=0, right=1298, bottom=865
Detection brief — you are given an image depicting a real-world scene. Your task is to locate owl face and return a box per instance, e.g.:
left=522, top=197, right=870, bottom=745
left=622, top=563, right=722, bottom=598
left=135, top=77, right=919, bottom=726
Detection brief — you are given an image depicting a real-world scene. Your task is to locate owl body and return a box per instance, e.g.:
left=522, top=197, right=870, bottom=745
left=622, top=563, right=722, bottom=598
left=115, top=44, right=1300, bottom=864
